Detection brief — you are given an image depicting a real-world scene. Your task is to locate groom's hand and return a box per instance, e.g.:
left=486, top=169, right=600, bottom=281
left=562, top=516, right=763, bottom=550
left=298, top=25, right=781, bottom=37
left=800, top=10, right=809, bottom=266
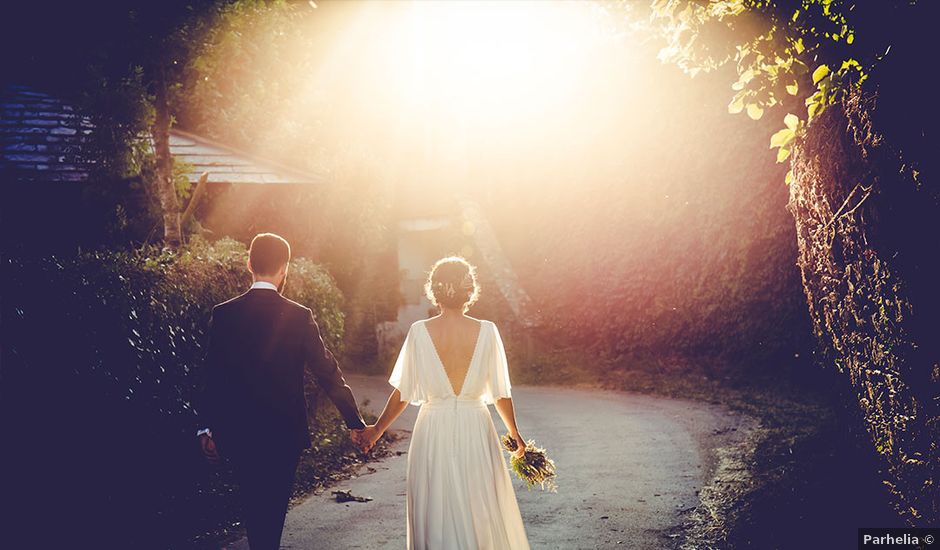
left=350, top=429, right=371, bottom=454
left=200, top=434, right=221, bottom=464
left=350, top=426, right=375, bottom=453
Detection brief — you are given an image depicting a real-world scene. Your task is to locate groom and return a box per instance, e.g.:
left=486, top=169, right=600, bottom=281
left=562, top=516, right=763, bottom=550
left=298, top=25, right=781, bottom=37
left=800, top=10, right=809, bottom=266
left=196, top=232, right=367, bottom=550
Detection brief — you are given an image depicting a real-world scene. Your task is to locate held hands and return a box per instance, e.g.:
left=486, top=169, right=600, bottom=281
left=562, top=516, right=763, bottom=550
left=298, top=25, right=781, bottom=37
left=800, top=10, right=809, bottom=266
left=351, top=425, right=383, bottom=454
left=350, top=429, right=367, bottom=452
left=199, top=434, right=221, bottom=464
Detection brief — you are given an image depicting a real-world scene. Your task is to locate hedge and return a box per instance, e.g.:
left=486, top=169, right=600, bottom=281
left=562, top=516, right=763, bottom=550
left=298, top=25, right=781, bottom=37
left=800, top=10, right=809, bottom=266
left=789, top=91, right=940, bottom=526
left=2, top=236, right=347, bottom=549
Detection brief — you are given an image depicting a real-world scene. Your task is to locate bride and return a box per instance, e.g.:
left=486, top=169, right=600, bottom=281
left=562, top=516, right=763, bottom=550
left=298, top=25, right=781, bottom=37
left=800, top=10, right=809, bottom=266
left=359, top=256, right=531, bottom=550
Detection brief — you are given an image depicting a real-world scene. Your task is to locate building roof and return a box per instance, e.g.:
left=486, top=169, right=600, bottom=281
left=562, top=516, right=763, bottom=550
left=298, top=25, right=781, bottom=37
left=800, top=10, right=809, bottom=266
left=1, top=85, right=94, bottom=182
left=1, top=85, right=327, bottom=186
left=169, top=129, right=327, bottom=186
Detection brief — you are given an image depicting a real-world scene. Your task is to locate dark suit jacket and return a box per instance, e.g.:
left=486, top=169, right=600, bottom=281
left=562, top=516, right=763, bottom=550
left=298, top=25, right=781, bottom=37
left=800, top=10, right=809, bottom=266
left=199, top=287, right=365, bottom=452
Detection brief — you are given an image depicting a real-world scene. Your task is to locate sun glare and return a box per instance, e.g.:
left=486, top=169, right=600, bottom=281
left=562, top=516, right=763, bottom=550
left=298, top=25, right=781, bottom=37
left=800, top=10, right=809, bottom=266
left=403, top=1, right=597, bottom=114
left=300, top=1, right=627, bottom=170
left=401, top=1, right=619, bottom=130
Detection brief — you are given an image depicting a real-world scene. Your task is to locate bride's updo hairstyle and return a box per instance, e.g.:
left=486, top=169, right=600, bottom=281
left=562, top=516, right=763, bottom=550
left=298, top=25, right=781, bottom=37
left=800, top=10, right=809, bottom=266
left=425, top=256, right=480, bottom=312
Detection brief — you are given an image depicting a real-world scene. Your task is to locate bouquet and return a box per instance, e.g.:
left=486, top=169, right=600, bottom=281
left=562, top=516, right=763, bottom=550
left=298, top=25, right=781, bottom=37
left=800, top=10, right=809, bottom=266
left=501, top=433, right=557, bottom=492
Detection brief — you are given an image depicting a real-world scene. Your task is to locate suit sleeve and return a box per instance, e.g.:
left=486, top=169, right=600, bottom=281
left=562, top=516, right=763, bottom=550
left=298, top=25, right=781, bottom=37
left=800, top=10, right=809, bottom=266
left=303, top=309, right=366, bottom=430
left=197, top=306, right=223, bottom=432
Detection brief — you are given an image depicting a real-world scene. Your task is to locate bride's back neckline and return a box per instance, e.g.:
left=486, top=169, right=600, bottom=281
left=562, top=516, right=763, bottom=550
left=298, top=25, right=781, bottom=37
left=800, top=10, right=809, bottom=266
left=421, top=317, right=485, bottom=397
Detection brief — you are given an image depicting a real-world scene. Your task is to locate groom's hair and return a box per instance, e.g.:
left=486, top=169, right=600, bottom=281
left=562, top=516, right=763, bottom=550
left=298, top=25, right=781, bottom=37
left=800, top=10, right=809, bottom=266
left=249, top=233, right=291, bottom=276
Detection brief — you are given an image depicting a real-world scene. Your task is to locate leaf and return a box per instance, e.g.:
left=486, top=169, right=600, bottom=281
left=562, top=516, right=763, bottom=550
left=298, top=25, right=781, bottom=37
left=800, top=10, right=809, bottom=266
left=784, top=113, right=800, bottom=130
left=728, top=96, right=745, bottom=114
left=808, top=102, right=819, bottom=120
left=793, top=38, right=805, bottom=54
left=786, top=81, right=799, bottom=95
left=332, top=490, right=373, bottom=503
left=785, top=170, right=794, bottom=185
left=792, top=58, right=810, bottom=75
left=777, top=146, right=791, bottom=163
left=812, top=64, right=830, bottom=84
left=770, top=128, right=794, bottom=148
left=747, top=103, right=764, bottom=120
left=847, top=33, right=855, bottom=45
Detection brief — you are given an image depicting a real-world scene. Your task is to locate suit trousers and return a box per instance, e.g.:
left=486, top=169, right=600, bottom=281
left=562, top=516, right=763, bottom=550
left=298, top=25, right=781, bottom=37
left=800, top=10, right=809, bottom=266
left=227, top=441, right=301, bottom=550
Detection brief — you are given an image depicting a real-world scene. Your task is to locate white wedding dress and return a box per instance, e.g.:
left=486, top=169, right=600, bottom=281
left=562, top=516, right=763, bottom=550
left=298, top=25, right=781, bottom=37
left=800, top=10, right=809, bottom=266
left=389, top=319, right=530, bottom=550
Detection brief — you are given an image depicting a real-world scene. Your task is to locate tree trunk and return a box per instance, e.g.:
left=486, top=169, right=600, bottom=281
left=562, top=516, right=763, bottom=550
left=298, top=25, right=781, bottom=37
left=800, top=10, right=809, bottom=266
left=788, top=90, right=940, bottom=525
left=151, top=62, right=182, bottom=249
left=181, top=171, right=209, bottom=229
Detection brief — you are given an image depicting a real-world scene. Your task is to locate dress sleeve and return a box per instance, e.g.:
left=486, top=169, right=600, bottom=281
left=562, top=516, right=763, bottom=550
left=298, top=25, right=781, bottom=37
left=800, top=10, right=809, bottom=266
left=388, top=323, right=428, bottom=406
left=482, top=321, right=512, bottom=404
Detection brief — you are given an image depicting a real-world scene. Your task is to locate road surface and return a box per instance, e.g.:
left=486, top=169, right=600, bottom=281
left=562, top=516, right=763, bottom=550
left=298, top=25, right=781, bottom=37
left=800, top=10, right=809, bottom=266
left=228, top=374, right=751, bottom=550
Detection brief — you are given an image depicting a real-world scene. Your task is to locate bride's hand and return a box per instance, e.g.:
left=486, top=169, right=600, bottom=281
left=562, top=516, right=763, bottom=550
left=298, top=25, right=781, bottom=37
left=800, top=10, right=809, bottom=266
left=510, top=432, right=526, bottom=459
left=358, top=425, right=382, bottom=453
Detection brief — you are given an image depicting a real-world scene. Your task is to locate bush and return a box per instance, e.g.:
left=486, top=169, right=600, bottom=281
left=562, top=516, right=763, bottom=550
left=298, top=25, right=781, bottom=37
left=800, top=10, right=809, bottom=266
left=789, top=91, right=940, bottom=526
left=1, top=236, right=346, bottom=549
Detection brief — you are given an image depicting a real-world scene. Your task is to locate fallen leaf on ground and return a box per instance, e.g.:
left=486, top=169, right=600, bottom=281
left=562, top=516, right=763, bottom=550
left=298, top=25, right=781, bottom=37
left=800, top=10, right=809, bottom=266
left=332, top=490, right=373, bottom=503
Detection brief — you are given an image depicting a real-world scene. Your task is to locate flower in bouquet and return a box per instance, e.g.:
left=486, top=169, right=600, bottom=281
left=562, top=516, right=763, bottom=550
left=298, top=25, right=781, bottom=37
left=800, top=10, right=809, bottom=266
left=501, top=433, right=557, bottom=492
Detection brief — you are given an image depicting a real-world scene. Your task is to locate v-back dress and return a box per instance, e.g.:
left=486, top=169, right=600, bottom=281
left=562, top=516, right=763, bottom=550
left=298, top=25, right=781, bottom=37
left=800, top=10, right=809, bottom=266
left=389, top=319, right=530, bottom=550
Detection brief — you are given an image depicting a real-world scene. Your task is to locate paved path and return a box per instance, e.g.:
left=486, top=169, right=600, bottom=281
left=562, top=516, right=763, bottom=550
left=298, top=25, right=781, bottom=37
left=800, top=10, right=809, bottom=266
left=228, top=375, right=751, bottom=550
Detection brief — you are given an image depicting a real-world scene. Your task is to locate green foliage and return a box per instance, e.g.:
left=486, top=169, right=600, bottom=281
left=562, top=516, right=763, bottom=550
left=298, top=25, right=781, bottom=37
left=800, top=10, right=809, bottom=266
left=176, top=0, right=328, bottom=171
left=477, top=25, right=810, bottom=368
left=172, top=235, right=346, bottom=350
left=285, top=254, right=348, bottom=353
left=172, top=158, right=196, bottom=201
left=804, top=57, right=867, bottom=125
left=492, top=141, right=807, bottom=366
left=650, top=0, right=879, bottom=183
left=77, top=64, right=157, bottom=181
left=173, top=3, right=399, bottom=352
left=3, top=236, right=347, bottom=547
left=788, top=97, right=940, bottom=525
left=34, top=2, right=224, bottom=247
left=6, top=236, right=345, bottom=423
left=651, top=0, right=938, bottom=526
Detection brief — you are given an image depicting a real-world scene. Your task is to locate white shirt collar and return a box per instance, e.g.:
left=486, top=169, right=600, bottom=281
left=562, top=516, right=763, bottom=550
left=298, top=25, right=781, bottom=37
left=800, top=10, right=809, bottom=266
left=250, top=281, right=279, bottom=292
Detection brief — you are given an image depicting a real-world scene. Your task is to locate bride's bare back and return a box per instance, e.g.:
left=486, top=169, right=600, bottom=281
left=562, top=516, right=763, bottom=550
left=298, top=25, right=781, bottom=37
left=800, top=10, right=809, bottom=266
left=423, top=315, right=483, bottom=396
